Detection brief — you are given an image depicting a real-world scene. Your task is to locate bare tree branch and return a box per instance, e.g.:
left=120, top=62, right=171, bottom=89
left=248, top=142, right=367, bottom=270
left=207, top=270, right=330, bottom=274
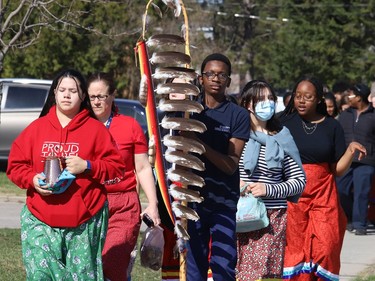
left=7, top=2, right=36, bottom=47
left=0, top=0, right=142, bottom=72
left=1, top=1, right=28, bottom=36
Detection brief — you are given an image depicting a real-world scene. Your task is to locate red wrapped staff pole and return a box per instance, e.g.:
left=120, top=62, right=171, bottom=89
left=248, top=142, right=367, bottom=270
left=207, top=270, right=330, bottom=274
left=135, top=40, right=175, bottom=225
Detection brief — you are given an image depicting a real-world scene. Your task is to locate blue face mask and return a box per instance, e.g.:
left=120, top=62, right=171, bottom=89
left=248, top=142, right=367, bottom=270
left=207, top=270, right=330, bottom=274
left=254, top=100, right=275, bottom=121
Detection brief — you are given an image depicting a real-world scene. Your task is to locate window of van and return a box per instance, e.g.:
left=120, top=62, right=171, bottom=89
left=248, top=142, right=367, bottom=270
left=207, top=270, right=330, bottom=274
left=5, top=86, right=48, bottom=109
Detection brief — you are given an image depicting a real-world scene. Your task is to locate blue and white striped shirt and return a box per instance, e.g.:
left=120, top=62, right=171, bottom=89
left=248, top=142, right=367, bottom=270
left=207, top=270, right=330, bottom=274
left=239, top=144, right=306, bottom=209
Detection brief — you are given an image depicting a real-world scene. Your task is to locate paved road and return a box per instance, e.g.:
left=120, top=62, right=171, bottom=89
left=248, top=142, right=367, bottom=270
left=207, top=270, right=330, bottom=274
left=1, top=196, right=374, bottom=279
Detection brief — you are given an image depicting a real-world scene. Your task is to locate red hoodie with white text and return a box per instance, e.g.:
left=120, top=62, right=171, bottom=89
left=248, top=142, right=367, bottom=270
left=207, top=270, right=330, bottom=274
left=7, top=106, right=125, bottom=227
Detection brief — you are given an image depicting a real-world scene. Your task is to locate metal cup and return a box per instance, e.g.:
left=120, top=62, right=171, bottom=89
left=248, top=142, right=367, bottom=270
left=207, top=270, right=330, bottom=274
left=43, top=156, right=62, bottom=186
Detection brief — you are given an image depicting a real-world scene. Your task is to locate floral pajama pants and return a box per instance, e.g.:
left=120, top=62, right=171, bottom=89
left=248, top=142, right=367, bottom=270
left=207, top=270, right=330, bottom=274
left=20, top=203, right=108, bottom=281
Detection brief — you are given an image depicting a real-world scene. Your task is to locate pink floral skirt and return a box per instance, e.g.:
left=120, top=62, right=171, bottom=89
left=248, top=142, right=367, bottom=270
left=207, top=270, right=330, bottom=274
left=236, top=208, right=287, bottom=281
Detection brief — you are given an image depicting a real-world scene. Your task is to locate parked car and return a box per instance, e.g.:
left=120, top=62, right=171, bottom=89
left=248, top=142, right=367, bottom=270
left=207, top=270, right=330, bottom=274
left=115, top=98, right=166, bottom=140
left=0, top=78, right=149, bottom=161
left=115, top=98, right=148, bottom=137
left=0, top=78, right=51, bottom=161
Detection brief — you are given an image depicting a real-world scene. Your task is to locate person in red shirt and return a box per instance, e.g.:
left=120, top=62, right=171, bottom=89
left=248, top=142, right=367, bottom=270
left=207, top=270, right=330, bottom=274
left=7, top=69, right=125, bottom=280
left=87, top=72, right=160, bottom=281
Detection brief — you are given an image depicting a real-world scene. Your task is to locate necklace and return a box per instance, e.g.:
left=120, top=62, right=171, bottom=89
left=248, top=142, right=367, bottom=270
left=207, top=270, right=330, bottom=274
left=301, top=120, right=318, bottom=135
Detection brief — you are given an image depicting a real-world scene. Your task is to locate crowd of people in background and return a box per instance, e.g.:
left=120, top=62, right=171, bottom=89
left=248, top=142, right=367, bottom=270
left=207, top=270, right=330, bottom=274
left=5, top=53, right=375, bottom=281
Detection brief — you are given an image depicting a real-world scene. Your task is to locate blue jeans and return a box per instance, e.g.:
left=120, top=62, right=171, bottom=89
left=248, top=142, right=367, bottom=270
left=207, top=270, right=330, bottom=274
left=187, top=206, right=237, bottom=281
left=337, top=163, right=375, bottom=230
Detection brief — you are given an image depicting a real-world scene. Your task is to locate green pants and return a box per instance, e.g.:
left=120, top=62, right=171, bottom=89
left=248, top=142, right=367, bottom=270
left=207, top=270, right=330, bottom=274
left=20, top=202, right=108, bottom=281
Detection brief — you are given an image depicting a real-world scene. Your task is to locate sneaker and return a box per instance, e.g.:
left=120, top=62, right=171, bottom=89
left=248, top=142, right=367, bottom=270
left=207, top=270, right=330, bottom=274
left=355, top=229, right=367, bottom=236
left=346, top=223, right=354, bottom=232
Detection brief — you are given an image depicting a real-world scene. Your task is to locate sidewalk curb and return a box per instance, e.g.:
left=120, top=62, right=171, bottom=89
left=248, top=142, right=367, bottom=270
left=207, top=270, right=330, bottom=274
left=0, top=195, right=25, bottom=203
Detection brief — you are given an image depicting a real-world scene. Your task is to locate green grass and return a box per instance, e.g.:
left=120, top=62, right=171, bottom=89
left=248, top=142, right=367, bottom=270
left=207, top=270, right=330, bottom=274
left=0, top=229, right=25, bottom=280
left=355, top=276, right=375, bottom=281
left=0, top=172, right=26, bottom=197
left=0, top=229, right=160, bottom=280
left=354, top=266, right=375, bottom=281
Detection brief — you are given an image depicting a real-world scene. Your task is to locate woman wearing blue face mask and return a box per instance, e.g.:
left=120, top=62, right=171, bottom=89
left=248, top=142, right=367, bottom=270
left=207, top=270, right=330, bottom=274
left=253, top=97, right=276, bottom=121
left=236, top=80, right=306, bottom=281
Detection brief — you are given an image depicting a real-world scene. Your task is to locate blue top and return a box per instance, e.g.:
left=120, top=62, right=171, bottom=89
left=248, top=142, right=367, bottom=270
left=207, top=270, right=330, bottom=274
left=190, top=99, right=250, bottom=211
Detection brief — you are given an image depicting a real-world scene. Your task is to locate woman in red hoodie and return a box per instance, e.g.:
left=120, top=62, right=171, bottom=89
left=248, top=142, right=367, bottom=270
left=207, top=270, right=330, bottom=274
left=6, top=69, right=125, bottom=280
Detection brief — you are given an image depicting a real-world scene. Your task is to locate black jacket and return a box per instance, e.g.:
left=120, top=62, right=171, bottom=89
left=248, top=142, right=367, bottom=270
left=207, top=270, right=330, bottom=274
left=338, top=105, right=375, bottom=166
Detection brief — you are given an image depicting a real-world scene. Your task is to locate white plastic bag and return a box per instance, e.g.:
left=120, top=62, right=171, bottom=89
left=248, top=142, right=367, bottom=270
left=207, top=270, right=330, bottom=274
left=140, top=225, right=164, bottom=271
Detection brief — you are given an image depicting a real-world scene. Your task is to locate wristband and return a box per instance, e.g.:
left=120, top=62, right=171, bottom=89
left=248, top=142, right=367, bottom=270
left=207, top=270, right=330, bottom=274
left=85, top=160, right=92, bottom=174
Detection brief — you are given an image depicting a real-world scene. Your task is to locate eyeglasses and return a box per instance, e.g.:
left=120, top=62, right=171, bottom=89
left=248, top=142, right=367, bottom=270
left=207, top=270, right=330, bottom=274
left=202, top=72, right=229, bottom=81
left=89, top=95, right=109, bottom=101
left=294, top=94, right=316, bottom=102
left=347, top=94, right=356, bottom=99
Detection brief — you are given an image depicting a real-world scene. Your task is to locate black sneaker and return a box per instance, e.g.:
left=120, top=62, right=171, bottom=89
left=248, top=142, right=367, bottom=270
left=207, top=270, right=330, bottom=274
left=346, top=223, right=354, bottom=232
left=355, top=229, right=367, bottom=236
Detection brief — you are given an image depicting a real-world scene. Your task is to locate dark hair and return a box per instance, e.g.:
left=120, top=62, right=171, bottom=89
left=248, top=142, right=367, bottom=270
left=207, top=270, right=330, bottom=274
left=240, top=79, right=281, bottom=133
left=39, top=69, right=95, bottom=118
left=332, top=81, right=350, bottom=94
left=283, top=74, right=328, bottom=116
left=87, top=72, right=117, bottom=113
left=324, top=91, right=339, bottom=117
left=200, top=53, right=231, bottom=76
left=226, top=94, right=238, bottom=105
left=283, top=90, right=292, bottom=104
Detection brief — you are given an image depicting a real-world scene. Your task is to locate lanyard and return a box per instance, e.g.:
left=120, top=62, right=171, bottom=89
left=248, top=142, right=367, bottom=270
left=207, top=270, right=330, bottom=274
left=105, top=112, right=113, bottom=129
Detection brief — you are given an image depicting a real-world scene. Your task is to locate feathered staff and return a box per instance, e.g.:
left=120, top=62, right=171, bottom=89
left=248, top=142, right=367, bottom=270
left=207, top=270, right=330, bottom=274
left=135, top=1, right=206, bottom=280
left=135, top=39, right=175, bottom=224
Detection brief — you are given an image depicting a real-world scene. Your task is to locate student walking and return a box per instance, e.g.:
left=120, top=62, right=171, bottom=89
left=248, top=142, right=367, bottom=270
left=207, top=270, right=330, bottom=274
left=236, top=80, right=306, bottom=281
left=279, top=75, right=366, bottom=281
left=87, top=72, right=160, bottom=281
left=7, top=69, right=125, bottom=280
left=336, top=83, right=375, bottom=235
left=185, top=53, right=250, bottom=281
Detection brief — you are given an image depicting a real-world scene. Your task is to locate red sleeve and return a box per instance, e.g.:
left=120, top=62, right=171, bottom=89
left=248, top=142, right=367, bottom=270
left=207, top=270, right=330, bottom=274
left=6, top=121, right=41, bottom=190
left=7, top=139, right=36, bottom=190
left=132, top=117, right=148, bottom=154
